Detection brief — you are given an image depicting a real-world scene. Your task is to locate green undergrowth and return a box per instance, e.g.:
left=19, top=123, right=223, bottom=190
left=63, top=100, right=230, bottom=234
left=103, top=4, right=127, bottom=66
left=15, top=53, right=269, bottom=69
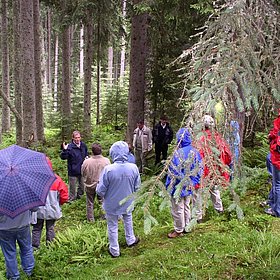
left=0, top=129, right=280, bottom=279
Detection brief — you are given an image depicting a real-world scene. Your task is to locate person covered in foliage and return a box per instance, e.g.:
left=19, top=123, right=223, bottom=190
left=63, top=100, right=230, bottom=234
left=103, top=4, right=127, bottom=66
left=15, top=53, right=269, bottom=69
left=132, top=120, right=153, bottom=173
left=0, top=210, right=36, bottom=280
left=152, top=115, right=174, bottom=165
left=32, top=157, right=69, bottom=249
left=166, top=127, right=203, bottom=238
left=264, top=110, right=280, bottom=217
left=60, top=130, right=88, bottom=201
left=194, top=115, right=232, bottom=222
left=81, top=143, right=110, bottom=222
left=96, top=141, right=141, bottom=257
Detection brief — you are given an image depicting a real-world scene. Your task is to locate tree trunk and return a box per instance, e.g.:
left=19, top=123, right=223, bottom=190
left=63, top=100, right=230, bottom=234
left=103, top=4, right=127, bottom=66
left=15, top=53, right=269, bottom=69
left=80, top=25, right=84, bottom=79
left=33, top=0, right=45, bottom=142
left=96, top=14, right=101, bottom=125
left=126, top=0, right=149, bottom=143
left=1, top=0, right=10, bottom=134
left=61, top=25, right=72, bottom=139
left=20, top=0, right=37, bottom=147
left=119, top=0, right=127, bottom=85
left=107, top=46, right=113, bottom=88
left=13, top=0, right=23, bottom=145
left=46, top=8, right=52, bottom=91
left=83, top=18, right=94, bottom=139
left=53, top=34, right=59, bottom=111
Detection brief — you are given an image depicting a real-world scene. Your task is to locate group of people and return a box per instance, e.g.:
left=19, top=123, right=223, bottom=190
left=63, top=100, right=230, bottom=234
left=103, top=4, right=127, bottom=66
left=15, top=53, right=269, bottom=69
left=3, top=110, right=279, bottom=279
left=166, top=115, right=233, bottom=238
left=60, top=132, right=141, bottom=258
left=133, top=116, right=174, bottom=173
left=0, top=156, right=69, bottom=280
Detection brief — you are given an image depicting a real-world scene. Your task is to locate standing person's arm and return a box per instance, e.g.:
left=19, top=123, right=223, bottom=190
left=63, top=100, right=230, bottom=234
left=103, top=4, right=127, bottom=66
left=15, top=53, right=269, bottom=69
left=134, top=168, right=141, bottom=192
left=60, top=143, right=71, bottom=160
left=56, top=175, right=69, bottom=205
left=84, top=143, right=89, bottom=158
left=96, top=168, right=109, bottom=198
left=147, top=128, right=153, bottom=151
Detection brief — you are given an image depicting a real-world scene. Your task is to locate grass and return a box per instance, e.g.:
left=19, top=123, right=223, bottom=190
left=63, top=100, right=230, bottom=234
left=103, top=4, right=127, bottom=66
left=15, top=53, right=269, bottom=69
left=0, top=129, right=280, bottom=279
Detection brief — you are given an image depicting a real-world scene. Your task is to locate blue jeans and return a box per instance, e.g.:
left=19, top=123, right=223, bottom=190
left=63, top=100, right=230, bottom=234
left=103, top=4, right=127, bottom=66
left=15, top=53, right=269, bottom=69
left=0, top=225, right=35, bottom=280
left=271, top=164, right=280, bottom=216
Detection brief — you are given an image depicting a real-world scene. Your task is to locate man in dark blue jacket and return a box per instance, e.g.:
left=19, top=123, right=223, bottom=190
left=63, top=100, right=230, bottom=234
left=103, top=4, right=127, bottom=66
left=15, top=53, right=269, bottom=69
left=153, top=115, right=173, bottom=165
left=61, top=131, right=88, bottom=201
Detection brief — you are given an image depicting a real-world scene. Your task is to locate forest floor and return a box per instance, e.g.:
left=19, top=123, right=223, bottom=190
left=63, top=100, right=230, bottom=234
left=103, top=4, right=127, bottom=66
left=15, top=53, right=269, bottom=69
left=0, top=130, right=279, bottom=280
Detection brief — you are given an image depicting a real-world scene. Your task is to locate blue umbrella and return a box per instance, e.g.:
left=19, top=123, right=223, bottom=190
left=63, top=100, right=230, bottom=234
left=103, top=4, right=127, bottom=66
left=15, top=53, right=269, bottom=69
left=0, top=145, right=56, bottom=218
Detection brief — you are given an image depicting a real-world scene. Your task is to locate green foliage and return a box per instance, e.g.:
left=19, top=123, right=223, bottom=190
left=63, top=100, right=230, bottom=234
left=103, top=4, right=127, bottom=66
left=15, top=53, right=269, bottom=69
left=242, top=132, right=269, bottom=168
left=101, top=76, right=130, bottom=128
left=1, top=131, right=280, bottom=279
left=176, top=0, right=280, bottom=136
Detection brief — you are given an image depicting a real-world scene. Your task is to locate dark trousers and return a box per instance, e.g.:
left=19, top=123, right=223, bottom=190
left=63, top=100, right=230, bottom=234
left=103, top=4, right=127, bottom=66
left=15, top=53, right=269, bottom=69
left=32, top=219, right=56, bottom=248
left=155, top=143, right=168, bottom=164
left=86, top=189, right=103, bottom=222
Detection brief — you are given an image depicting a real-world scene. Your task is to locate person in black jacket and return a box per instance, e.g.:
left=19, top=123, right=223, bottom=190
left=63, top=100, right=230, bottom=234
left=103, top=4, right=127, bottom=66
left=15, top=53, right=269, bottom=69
left=60, top=131, right=88, bottom=201
left=152, top=116, right=173, bottom=165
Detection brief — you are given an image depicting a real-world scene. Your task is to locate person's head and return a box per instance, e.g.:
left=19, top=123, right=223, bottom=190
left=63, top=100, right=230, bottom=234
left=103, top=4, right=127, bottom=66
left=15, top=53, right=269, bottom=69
left=203, top=115, right=215, bottom=129
left=160, top=115, right=168, bottom=125
left=176, top=128, right=192, bottom=148
left=91, top=143, right=102, bottom=155
left=137, top=120, right=144, bottom=130
left=72, top=131, right=81, bottom=145
left=109, top=141, right=129, bottom=162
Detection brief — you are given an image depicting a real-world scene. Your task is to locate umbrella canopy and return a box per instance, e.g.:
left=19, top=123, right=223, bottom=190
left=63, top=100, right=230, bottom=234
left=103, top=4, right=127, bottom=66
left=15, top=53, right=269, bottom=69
left=0, top=145, right=56, bottom=218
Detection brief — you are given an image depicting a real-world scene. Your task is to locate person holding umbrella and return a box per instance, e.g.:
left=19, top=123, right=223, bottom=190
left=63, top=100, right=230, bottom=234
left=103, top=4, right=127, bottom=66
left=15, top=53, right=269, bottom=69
left=0, top=145, right=56, bottom=280
left=0, top=210, right=36, bottom=279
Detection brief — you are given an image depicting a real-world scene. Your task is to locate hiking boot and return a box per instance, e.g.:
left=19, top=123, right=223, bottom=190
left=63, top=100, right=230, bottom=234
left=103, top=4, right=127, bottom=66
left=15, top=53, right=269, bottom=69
left=128, top=236, right=140, bottom=247
left=264, top=208, right=276, bottom=217
left=108, top=248, right=120, bottom=258
left=197, top=219, right=203, bottom=224
left=167, top=230, right=184, bottom=238
left=260, top=201, right=269, bottom=208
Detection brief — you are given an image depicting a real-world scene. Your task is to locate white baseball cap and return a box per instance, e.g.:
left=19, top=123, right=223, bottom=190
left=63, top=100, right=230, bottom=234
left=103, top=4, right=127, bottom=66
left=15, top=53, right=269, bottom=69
left=203, top=115, right=215, bottom=128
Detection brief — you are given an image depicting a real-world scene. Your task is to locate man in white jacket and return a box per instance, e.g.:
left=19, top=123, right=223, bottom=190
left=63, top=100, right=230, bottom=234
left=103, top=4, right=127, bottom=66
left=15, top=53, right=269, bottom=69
left=132, top=120, right=152, bottom=173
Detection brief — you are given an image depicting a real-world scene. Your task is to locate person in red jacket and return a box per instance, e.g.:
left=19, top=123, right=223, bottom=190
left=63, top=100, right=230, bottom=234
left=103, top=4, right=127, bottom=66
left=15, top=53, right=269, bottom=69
left=264, top=110, right=280, bottom=217
left=193, top=115, right=232, bottom=222
left=32, top=157, right=69, bottom=248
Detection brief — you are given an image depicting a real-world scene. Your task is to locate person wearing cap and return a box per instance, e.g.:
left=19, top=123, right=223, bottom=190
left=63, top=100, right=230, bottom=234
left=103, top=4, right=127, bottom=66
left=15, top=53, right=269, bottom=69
left=152, top=115, right=174, bottom=165
left=194, top=115, right=232, bottom=222
left=166, top=128, right=203, bottom=238
left=81, top=143, right=110, bottom=222
left=96, top=141, right=141, bottom=257
left=264, top=109, right=280, bottom=217
left=132, top=120, right=153, bottom=173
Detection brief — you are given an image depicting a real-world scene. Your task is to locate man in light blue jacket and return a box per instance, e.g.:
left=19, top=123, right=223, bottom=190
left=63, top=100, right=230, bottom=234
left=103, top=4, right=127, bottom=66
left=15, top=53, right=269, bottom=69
left=97, top=141, right=141, bottom=257
left=0, top=211, right=35, bottom=279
